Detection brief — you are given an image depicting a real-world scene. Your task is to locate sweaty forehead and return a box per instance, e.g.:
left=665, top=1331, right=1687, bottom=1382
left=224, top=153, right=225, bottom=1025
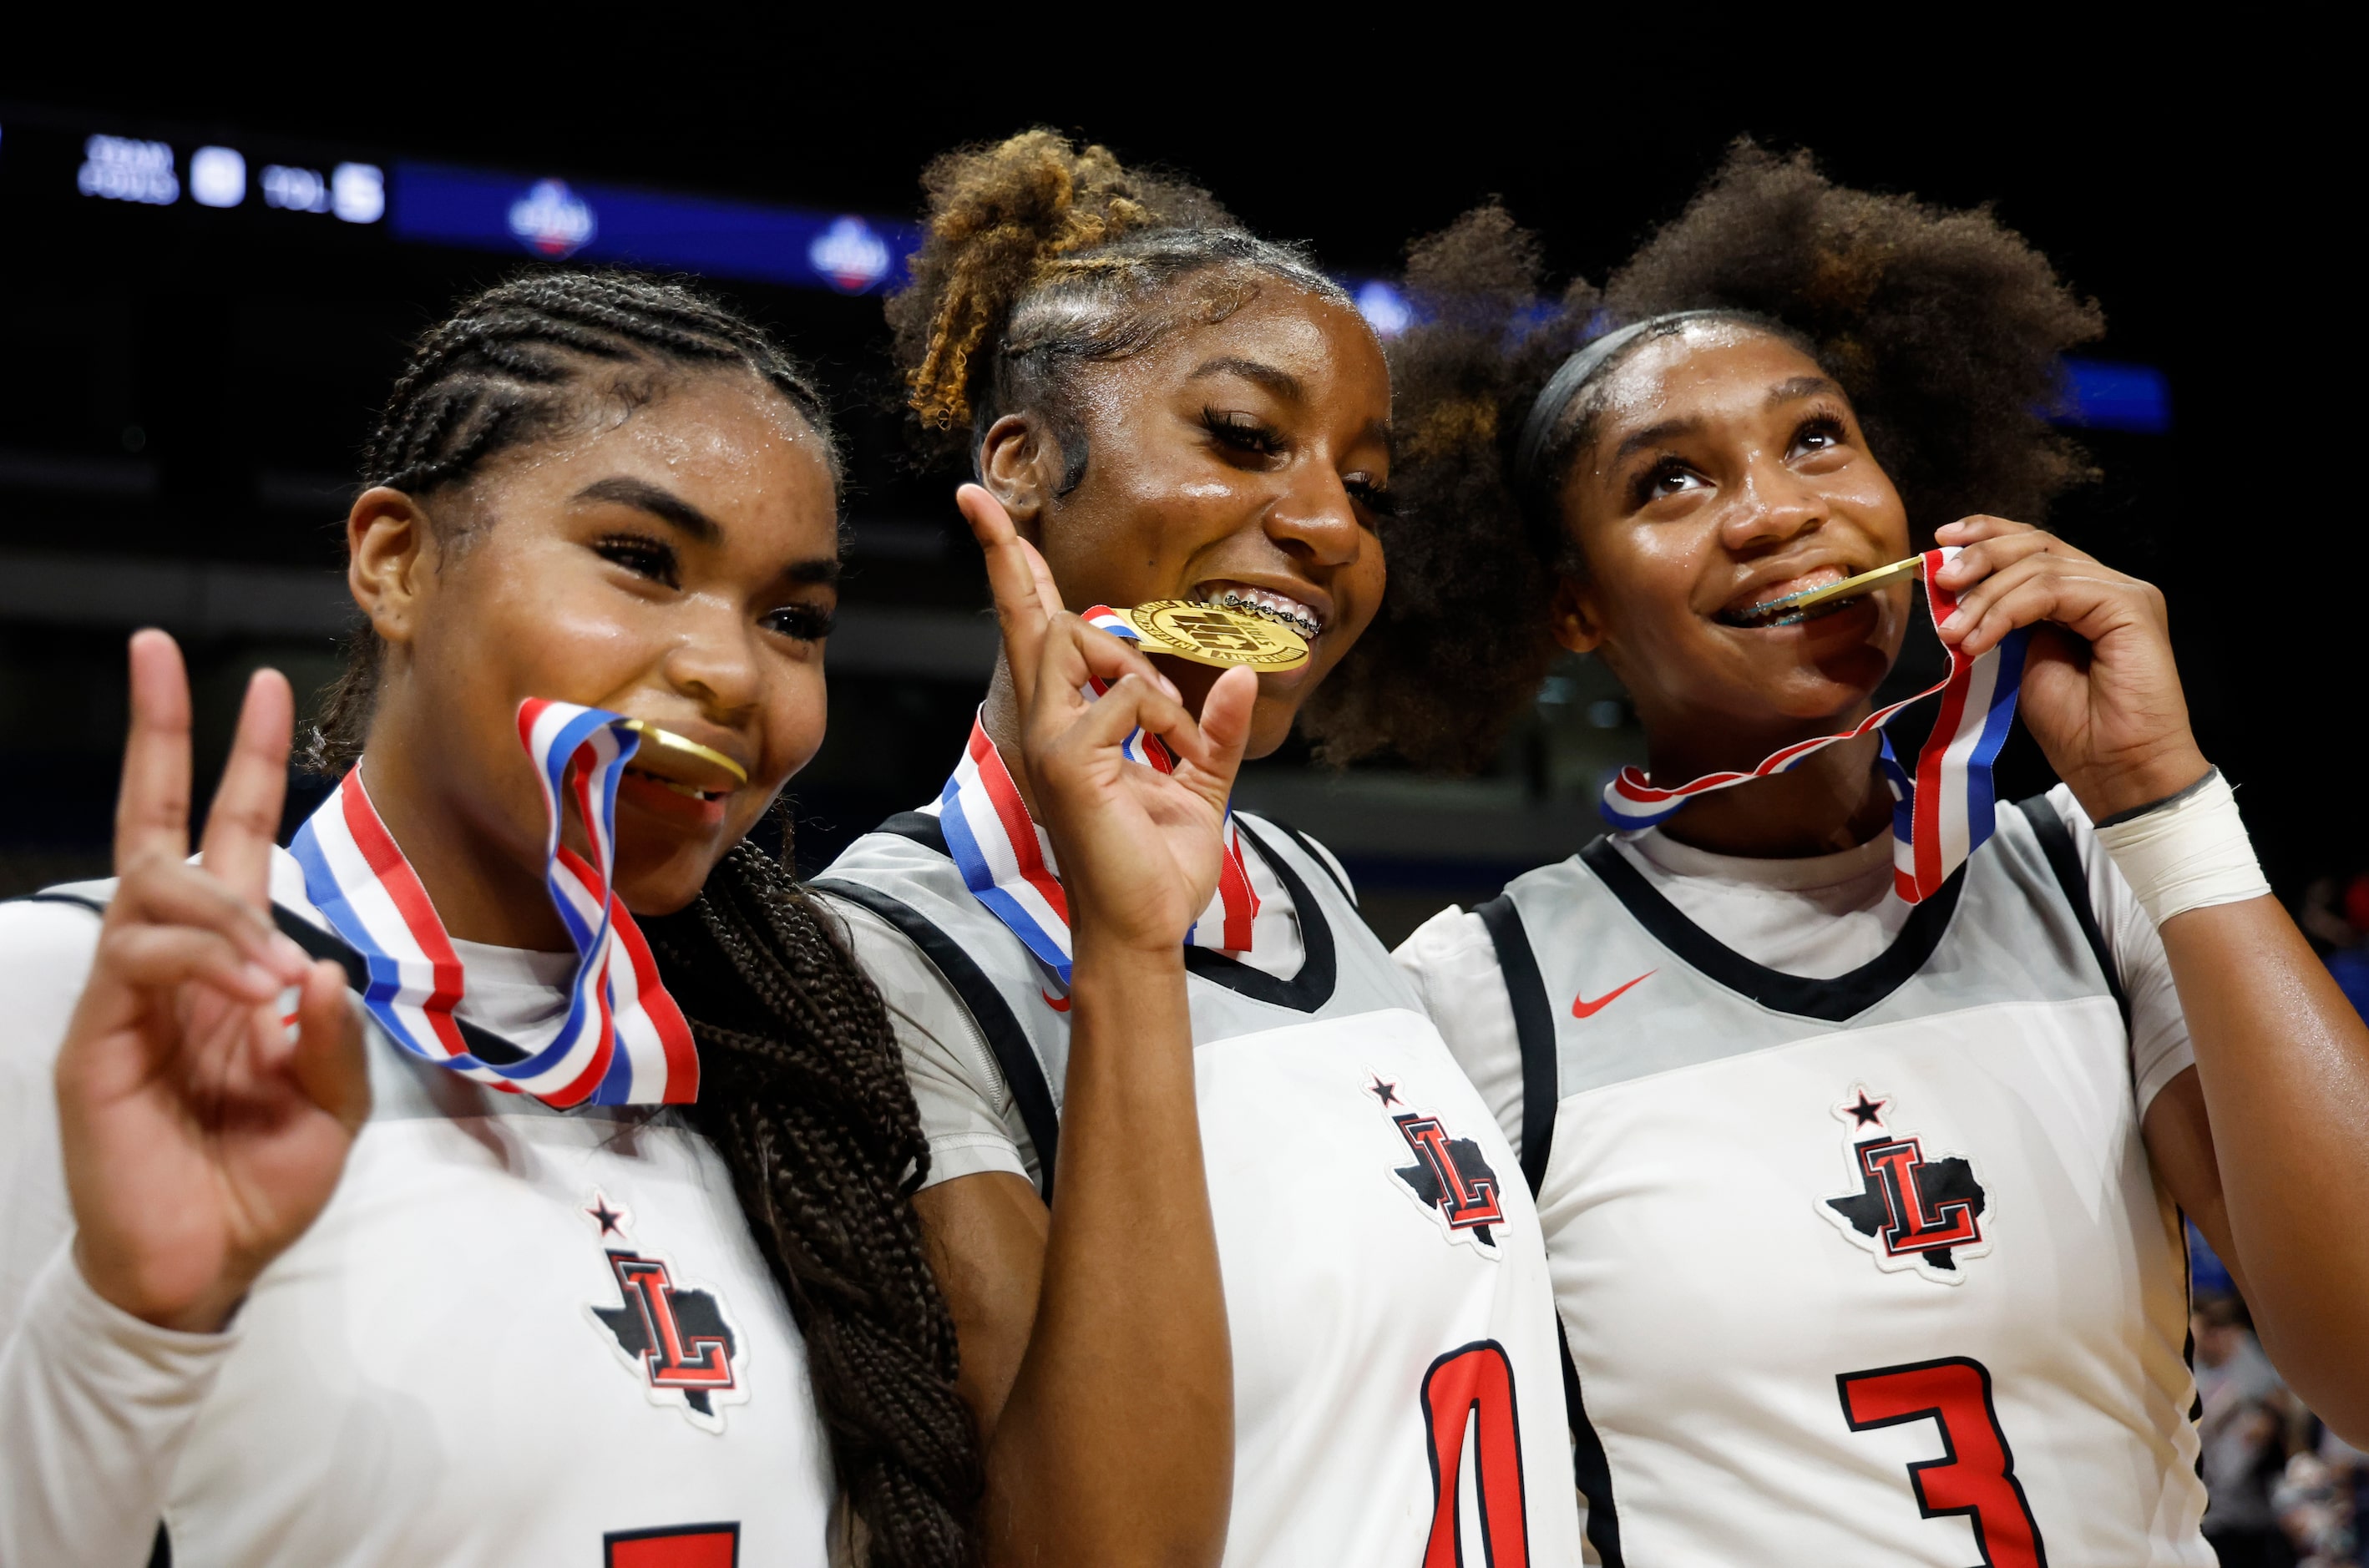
left=1590, top=324, right=1826, bottom=434
left=1143, top=285, right=1385, bottom=403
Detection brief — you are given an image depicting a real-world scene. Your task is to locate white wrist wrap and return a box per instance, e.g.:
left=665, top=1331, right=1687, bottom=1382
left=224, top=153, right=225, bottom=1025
left=2091, top=769, right=2270, bottom=927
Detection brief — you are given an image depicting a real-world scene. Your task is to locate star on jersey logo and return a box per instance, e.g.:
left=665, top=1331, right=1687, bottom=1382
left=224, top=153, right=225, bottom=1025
left=1815, top=1085, right=1992, bottom=1286
left=1367, top=1075, right=1403, bottom=1107
left=580, top=1191, right=751, bottom=1433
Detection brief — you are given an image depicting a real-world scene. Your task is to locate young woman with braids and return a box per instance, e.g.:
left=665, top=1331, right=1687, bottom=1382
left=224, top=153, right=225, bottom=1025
left=812, top=131, right=1580, bottom=1566
left=1318, top=145, right=2369, bottom=1564
left=0, top=272, right=979, bottom=1565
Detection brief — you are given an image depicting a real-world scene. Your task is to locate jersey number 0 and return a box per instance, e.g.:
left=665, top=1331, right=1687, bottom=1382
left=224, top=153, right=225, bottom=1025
left=1838, top=1357, right=2049, bottom=1566
left=1421, top=1341, right=1530, bottom=1567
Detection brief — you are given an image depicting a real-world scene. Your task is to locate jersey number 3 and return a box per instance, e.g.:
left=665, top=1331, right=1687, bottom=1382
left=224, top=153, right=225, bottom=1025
left=1422, top=1341, right=1530, bottom=1567
left=1838, top=1357, right=2048, bottom=1566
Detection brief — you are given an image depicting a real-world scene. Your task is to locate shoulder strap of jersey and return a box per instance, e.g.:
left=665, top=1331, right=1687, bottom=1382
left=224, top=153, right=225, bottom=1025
left=1473, top=893, right=1558, bottom=1197
left=812, top=867, right=1061, bottom=1201
left=13, top=886, right=531, bottom=1065
left=18, top=890, right=108, bottom=916
left=2012, top=794, right=2132, bottom=1033
left=1252, top=816, right=1356, bottom=905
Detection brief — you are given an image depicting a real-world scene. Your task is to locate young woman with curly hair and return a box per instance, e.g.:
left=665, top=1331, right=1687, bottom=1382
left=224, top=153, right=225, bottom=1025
left=0, top=273, right=979, bottom=1566
left=1324, top=145, right=2369, bottom=1565
left=813, top=130, right=1580, bottom=1566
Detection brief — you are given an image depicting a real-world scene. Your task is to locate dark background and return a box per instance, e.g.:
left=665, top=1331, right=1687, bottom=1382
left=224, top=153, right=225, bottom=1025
left=0, top=58, right=2334, bottom=943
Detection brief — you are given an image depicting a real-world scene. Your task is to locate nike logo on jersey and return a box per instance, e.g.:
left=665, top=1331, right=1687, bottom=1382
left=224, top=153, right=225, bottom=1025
left=1572, top=970, right=1654, bottom=1019
left=1040, top=989, right=1071, bottom=1013
left=1815, top=1086, right=1992, bottom=1285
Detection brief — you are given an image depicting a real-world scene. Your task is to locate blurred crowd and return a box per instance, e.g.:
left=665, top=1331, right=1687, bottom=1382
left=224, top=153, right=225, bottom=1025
left=2196, top=870, right=2369, bottom=1567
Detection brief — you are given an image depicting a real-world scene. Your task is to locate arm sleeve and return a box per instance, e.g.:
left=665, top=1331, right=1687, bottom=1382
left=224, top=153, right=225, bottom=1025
left=0, top=900, right=104, bottom=1349
left=1394, top=905, right=1529, bottom=1156
left=0, top=1243, right=239, bottom=1568
left=2047, top=784, right=2195, bottom=1115
left=818, top=896, right=1037, bottom=1191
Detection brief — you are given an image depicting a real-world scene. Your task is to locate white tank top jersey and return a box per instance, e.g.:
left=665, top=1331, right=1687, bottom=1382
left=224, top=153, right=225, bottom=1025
left=0, top=850, right=841, bottom=1568
left=1395, top=787, right=2213, bottom=1568
left=818, top=808, right=1585, bottom=1568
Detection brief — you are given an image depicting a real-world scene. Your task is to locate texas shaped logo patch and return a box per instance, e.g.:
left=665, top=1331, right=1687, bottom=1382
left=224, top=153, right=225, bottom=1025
left=1815, top=1086, right=1992, bottom=1286
left=582, top=1191, right=751, bottom=1433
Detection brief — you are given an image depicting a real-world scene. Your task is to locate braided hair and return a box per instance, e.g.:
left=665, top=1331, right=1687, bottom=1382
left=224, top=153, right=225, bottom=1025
left=885, top=128, right=1350, bottom=486
left=1303, top=142, right=2107, bottom=771
left=317, top=271, right=981, bottom=1565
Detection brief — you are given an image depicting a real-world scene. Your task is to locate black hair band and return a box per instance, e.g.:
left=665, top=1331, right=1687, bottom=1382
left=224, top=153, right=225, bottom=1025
left=1511, top=310, right=1734, bottom=493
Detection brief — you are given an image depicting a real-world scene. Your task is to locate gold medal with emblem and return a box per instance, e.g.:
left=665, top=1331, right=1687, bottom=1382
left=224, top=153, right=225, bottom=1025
left=1119, top=600, right=1311, bottom=671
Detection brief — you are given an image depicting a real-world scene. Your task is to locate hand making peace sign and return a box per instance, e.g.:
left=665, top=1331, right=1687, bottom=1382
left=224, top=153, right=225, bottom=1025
left=54, top=631, right=370, bottom=1333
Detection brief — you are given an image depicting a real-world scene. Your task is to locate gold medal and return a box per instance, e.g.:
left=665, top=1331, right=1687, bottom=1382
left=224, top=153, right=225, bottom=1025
left=620, top=720, right=749, bottom=792
left=1119, top=600, right=1311, bottom=671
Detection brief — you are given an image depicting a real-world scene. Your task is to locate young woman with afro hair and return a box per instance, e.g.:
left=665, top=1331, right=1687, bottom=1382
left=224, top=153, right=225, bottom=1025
left=1314, top=144, right=2369, bottom=1565
left=812, top=130, right=1581, bottom=1567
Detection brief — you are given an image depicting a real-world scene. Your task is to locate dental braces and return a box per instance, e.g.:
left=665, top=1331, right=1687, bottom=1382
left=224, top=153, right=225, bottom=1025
left=1207, top=589, right=1321, bottom=640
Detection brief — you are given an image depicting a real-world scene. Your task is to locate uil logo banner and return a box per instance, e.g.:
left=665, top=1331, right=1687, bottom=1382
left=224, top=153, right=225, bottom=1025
left=1816, top=1086, right=1992, bottom=1285
left=582, top=1192, right=751, bottom=1433
left=1369, top=1074, right=1505, bottom=1254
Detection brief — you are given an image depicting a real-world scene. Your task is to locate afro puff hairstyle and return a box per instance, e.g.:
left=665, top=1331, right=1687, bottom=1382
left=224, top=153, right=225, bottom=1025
left=1300, top=142, right=2106, bottom=772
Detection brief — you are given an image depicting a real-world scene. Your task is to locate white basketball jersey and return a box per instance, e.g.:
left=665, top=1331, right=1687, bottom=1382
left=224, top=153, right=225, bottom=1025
left=0, top=857, right=838, bottom=1568
left=819, top=812, right=1582, bottom=1568
left=1468, top=797, right=2209, bottom=1567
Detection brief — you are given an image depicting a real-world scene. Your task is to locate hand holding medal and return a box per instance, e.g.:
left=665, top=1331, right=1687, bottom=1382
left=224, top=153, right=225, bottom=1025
left=957, top=483, right=1256, bottom=958
left=1926, top=513, right=2209, bottom=824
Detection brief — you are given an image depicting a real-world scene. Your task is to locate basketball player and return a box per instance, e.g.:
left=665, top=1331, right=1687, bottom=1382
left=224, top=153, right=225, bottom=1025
left=0, top=276, right=978, bottom=1566
left=813, top=131, right=1581, bottom=1565
left=1319, top=147, right=2369, bottom=1565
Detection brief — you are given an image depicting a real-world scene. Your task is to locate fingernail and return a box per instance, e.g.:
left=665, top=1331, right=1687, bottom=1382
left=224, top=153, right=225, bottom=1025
left=1157, top=675, right=1181, bottom=701
left=271, top=933, right=309, bottom=974
left=240, top=960, right=279, bottom=996
left=1938, top=610, right=1964, bottom=635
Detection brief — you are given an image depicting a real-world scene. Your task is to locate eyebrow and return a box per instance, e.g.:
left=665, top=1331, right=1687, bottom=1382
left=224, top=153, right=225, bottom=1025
left=1187, top=356, right=1305, bottom=402
left=575, top=476, right=722, bottom=543
left=1610, top=376, right=1848, bottom=463
left=575, top=474, right=841, bottom=585
left=1766, top=374, right=1843, bottom=407
left=1613, top=417, right=1701, bottom=463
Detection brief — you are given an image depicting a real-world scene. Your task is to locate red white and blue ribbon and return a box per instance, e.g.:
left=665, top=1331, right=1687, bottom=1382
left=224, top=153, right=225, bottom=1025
left=290, top=699, right=698, bottom=1106
left=1599, top=548, right=2029, bottom=903
left=932, top=605, right=1259, bottom=985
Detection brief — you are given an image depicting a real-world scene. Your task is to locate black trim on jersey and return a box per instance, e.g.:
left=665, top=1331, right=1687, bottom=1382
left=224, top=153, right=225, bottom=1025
left=1475, top=893, right=1558, bottom=1197
left=147, top=1524, right=170, bottom=1568
left=1180, top=817, right=1336, bottom=1013
left=1260, top=817, right=1357, bottom=906
left=18, top=890, right=107, bottom=916
left=811, top=874, right=1062, bottom=1201
left=16, top=892, right=529, bottom=1065
left=1576, top=837, right=1967, bottom=1022
left=871, top=811, right=950, bottom=855
left=2012, top=795, right=2133, bottom=1035
left=859, top=812, right=1338, bottom=1015
left=1562, top=1320, right=1626, bottom=1567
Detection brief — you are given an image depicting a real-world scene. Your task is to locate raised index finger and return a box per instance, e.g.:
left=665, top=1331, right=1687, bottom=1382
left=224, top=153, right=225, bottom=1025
left=957, top=483, right=1057, bottom=709
left=114, top=630, right=195, bottom=875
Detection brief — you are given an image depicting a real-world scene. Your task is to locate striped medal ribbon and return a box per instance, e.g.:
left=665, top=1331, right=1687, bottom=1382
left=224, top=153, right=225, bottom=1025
left=932, top=604, right=1259, bottom=986
left=290, top=699, right=698, bottom=1106
left=1600, top=548, right=2030, bottom=903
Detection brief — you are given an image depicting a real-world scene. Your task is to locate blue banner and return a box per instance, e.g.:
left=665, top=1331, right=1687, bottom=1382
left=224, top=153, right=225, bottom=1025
left=389, top=163, right=919, bottom=296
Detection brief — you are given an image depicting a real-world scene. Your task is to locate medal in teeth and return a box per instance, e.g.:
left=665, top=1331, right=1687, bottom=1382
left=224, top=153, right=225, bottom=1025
left=1118, top=597, right=1313, bottom=671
